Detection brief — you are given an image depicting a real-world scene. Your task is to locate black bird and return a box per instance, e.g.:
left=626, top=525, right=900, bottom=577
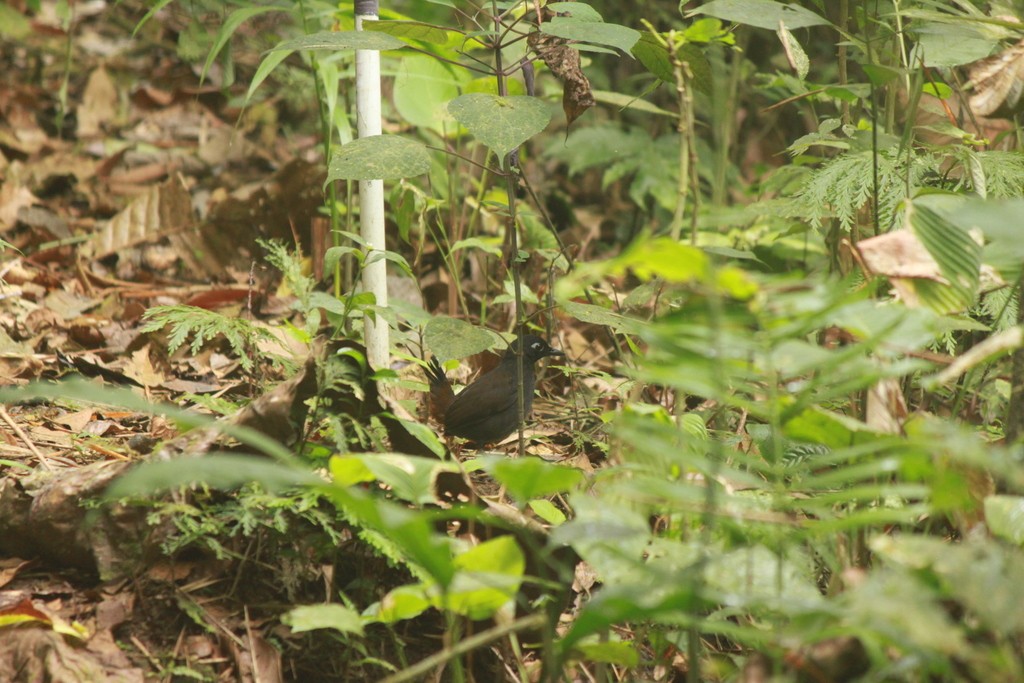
left=427, top=335, right=564, bottom=445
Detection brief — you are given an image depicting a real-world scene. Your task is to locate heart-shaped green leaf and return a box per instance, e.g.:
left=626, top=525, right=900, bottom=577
left=447, top=94, right=552, bottom=158
left=326, top=135, right=430, bottom=182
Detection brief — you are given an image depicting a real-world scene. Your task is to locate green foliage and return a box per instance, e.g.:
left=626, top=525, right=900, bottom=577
left=118, top=0, right=1024, bottom=679
left=140, top=305, right=276, bottom=372
left=791, top=147, right=938, bottom=232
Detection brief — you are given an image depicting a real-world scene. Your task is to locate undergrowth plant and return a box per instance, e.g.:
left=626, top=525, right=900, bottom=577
left=95, top=1, right=1024, bottom=681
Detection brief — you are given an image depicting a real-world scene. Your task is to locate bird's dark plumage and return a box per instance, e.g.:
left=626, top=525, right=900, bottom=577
left=427, top=335, right=563, bottom=445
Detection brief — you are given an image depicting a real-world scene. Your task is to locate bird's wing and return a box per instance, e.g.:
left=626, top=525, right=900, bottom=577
left=444, top=368, right=519, bottom=425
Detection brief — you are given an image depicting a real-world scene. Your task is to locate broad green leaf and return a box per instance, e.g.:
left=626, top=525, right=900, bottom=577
left=543, top=17, right=641, bottom=54
left=394, top=55, right=465, bottom=132
left=946, top=198, right=1024, bottom=281
left=909, top=202, right=980, bottom=313
left=270, top=30, right=406, bottom=53
left=0, top=4, right=31, bottom=39
left=447, top=94, right=552, bottom=157
left=106, top=454, right=319, bottom=498
left=486, top=457, right=584, bottom=501
left=370, top=584, right=432, bottom=622
left=444, top=536, right=525, bottom=619
left=694, top=0, right=830, bottom=31
left=546, top=2, right=603, bottom=21
left=861, top=63, right=902, bottom=87
left=284, top=604, right=364, bottom=635
left=450, top=236, right=503, bottom=256
left=985, top=495, right=1024, bottom=546
left=330, top=456, right=376, bottom=487
left=873, top=535, right=1024, bottom=635
left=463, top=76, right=526, bottom=96
left=561, top=582, right=698, bottom=651
left=783, top=406, right=887, bottom=449
left=574, top=640, right=640, bottom=666
left=624, top=238, right=709, bottom=282
left=394, top=418, right=447, bottom=458
left=326, top=135, right=430, bottom=182
left=323, top=475, right=456, bottom=586
left=561, top=300, right=646, bottom=334
left=528, top=499, right=567, bottom=525
left=363, top=19, right=456, bottom=44
left=632, top=33, right=711, bottom=93
left=424, top=317, right=501, bottom=360
left=332, top=454, right=459, bottom=504
left=914, top=23, right=997, bottom=67
left=842, top=568, right=968, bottom=655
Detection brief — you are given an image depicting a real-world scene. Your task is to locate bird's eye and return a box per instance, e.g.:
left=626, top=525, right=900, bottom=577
left=532, top=342, right=542, bottom=350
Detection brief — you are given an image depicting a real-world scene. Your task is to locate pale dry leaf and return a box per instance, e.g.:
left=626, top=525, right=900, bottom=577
left=0, top=181, right=38, bottom=231
left=84, top=177, right=194, bottom=261
left=855, top=229, right=945, bottom=282
left=865, top=377, right=907, bottom=435
left=77, top=66, right=118, bottom=138
left=967, top=38, right=1024, bottom=118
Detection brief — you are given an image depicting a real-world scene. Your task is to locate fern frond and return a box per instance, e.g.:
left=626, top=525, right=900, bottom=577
left=141, top=305, right=275, bottom=371
left=954, top=149, right=1024, bottom=199
left=794, top=148, right=938, bottom=232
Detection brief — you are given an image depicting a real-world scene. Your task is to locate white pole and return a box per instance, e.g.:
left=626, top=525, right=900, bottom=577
left=354, top=0, right=389, bottom=371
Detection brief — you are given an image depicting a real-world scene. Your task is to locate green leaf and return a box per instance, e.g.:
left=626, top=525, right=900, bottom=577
left=546, top=2, right=604, bottom=21
left=0, top=4, right=31, bottom=39
left=694, top=0, right=830, bottom=31
left=861, top=63, right=902, bottom=87
left=632, top=33, right=711, bottom=93
left=922, top=82, right=952, bottom=99
left=909, top=202, right=980, bottom=313
left=394, top=55, right=465, bottom=132
left=450, top=236, right=503, bottom=257
left=574, top=639, right=640, bottom=666
left=424, top=318, right=501, bottom=360
left=443, top=536, right=525, bottom=619
left=562, top=300, right=646, bottom=334
left=394, top=418, right=447, bottom=458
left=270, top=30, right=406, bottom=53
left=363, top=19, right=458, bottom=45
left=283, top=604, right=364, bottom=635
left=561, top=582, right=698, bottom=651
left=326, top=135, right=430, bottom=182
left=946, top=198, right=1024, bottom=280
left=872, top=535, right=1024, bottom=636
left=323, top=476, right=456, bottom=587
left=543, top=16, right=641, bottom=54
left=201, top=6, right=286, bottom=84
left=246, top=49, right=291, bottom=104
left=914, top=22, right=998, bottom=67
left=337, top=453, right=459, bottom=505
left=985, top=495, right=1024, bottom=546
left=106, top=455, right=320, bottom=499
left=528, top=499, right=567, bottom=525
left=447, top=94, right=552, bottom=157
left=371, top=584, right=433, bottom=622
left=486, top=457, right=584, bottom=501
left=783, top=406, right=888, bottom=449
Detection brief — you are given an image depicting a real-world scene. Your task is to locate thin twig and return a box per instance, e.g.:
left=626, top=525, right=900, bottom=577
left=0, top=406, right=53, bottom=471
